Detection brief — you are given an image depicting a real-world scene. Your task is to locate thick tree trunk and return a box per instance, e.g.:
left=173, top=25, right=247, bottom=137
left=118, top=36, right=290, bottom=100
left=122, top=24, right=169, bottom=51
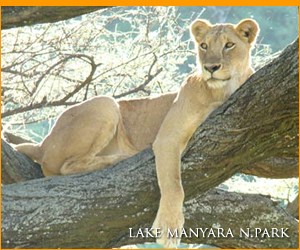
left=1, top=39, right=298, bottom=248
left=2, top=139, right=297, bottom=185
left=2, top=183, right=297, bottom=248
left=1, top=7, right=110, bottom=30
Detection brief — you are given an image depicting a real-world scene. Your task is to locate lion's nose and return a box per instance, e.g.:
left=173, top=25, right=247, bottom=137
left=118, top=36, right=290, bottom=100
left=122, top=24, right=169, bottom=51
left=204, top=64, right=221, bottom=73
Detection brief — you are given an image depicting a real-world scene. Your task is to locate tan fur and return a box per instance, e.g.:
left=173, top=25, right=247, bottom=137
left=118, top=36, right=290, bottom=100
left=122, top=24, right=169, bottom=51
left=16, top=93, right=177, bottom=176
left=15, top=19, right=259, bottom=247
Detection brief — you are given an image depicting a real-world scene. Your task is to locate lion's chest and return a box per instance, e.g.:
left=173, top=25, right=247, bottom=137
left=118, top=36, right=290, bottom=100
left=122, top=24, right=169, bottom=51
left=210, top=79, right=240, bottom=103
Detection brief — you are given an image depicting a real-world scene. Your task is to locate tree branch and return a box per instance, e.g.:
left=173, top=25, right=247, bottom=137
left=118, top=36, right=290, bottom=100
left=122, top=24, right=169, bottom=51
left=2, top=181, right=297, bottom=248
left=1, top=7, right=110, bottom=30
left=2, top=54, right=97, bottom=118
left=113, top=54, right=163, bottom=98
left=241, top=157, right=298, bottom=178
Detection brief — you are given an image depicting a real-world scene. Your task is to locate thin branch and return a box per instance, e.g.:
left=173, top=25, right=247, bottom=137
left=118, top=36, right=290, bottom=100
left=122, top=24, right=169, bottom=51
left=2, top=54, right=97, bottom=118
left=113, top=54, right=163, bottom=98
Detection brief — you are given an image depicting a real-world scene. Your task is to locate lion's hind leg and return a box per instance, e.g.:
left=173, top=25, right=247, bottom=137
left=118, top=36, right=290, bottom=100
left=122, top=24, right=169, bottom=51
left=58, top=97, right=122, bottom=175
left=60, top=126, right=117, bottom=175
left=40, top=96, right=121, bottom=176
left=61, top=154, right=130, bottom=175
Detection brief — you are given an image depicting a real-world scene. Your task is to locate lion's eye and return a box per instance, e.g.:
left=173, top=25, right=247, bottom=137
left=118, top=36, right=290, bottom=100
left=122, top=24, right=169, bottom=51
left=200, top=43, right=208, bottom=50
left=225, top=42, right=235, bottom=49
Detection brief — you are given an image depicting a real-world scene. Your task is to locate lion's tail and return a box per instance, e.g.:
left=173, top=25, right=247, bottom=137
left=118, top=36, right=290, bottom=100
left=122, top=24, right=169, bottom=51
left=15, top=143, right=42, bottom=163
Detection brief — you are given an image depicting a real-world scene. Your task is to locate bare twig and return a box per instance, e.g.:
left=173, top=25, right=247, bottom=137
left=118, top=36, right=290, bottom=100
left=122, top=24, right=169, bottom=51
left=2, top=54, right=97, bottom=118
left=113, top=54, right=162, bottom=98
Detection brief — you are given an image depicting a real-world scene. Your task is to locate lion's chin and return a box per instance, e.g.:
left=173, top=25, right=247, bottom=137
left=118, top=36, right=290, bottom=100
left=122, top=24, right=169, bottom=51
left=207, top=77, right=231, bottom=89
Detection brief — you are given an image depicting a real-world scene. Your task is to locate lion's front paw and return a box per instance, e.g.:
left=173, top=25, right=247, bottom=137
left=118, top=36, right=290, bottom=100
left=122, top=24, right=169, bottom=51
left=152, top=207, right=184, bottom=248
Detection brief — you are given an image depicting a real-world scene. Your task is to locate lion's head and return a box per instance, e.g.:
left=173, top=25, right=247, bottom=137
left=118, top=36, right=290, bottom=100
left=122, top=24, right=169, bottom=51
left=190, top=19, right=259, bottom=89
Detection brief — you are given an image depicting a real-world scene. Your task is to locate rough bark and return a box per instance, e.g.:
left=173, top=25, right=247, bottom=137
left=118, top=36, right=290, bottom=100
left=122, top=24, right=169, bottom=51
left=2, top=182, right=297, bottom=249
left=2, top=136, right=297, bottom=185
left=184, top=190, right=298, bottom=248
left=1, top=139, right=44, bottom=184
left=1, top=7, right=110, bottom=30
left=241, top=157, right=298, bottom=178
left=1, top=39, right=298, bottom=248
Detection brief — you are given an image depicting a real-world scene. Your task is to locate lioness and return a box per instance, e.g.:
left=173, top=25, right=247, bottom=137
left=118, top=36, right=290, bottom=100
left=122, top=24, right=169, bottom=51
left=15, top=18, right=259, bottom=247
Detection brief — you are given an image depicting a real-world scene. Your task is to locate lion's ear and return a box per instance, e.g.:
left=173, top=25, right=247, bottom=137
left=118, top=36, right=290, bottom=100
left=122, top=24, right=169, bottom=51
left=190, top=19, right=211, bottom=43
left=235, top=19, right=260, bottom=44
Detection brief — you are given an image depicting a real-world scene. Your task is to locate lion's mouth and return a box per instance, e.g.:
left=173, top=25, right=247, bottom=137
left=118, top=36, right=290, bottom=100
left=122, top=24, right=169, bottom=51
left=206, top=76, right=232, bottom=89
left=209, top=76, right=231, bottom=82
